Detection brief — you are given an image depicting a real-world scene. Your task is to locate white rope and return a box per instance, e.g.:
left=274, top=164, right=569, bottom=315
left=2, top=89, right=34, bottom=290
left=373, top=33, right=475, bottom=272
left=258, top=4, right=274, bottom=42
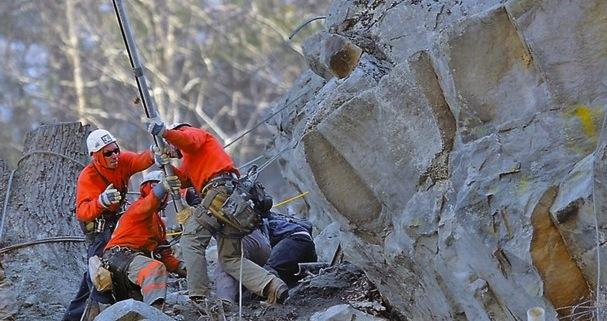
left=239, top=238, right=244, bottom=321
left=592, top=163, right=602, bottom=318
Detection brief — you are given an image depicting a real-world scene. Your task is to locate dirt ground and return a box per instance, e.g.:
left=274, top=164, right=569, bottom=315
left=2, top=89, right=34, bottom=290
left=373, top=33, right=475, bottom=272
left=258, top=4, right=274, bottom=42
left=164, top=262, right=399, bottom=321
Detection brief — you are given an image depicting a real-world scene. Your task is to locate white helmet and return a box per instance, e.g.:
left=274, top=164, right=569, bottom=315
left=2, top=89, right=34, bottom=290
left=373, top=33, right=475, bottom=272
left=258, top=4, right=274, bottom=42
left=86, top=129, right=117, bottom=154
left=141, top=170, right=164, bottom=186
left=169, top=122, right=192, bottom=130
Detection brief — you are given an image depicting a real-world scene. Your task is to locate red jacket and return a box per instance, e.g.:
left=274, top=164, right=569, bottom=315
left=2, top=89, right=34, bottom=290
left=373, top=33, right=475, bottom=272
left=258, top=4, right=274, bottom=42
left=104, top=189, right=180, bottom=272
left=164, top=126, right=238, bottom=192
left=76, top=150, right=153, bottom=222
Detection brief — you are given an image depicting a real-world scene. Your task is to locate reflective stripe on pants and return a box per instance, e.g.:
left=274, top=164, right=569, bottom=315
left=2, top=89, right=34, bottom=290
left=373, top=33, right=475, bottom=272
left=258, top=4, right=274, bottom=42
left=127, top=255, right=168, bottom=305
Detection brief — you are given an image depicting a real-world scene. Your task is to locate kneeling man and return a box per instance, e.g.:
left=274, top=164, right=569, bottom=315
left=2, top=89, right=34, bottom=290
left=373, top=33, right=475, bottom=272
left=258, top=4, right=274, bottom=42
left=102, top=170, right=186, bottom=309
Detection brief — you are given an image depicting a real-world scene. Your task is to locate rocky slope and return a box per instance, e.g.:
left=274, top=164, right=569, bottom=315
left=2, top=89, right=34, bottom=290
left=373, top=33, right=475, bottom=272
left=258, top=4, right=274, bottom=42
left=270, top=0, right=607, bottom=320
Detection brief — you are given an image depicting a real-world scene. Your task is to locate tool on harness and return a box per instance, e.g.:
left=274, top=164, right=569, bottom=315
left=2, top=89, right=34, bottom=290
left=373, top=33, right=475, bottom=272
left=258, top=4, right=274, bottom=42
left=201, top=166, right=271, bottom=234
left=89, top=255, right=113, bottom=292
left=239, top=166, right=273, bottom=216
left=79, top=200, right=127, bottom=235
left=102, top=247, right=141, bottom=301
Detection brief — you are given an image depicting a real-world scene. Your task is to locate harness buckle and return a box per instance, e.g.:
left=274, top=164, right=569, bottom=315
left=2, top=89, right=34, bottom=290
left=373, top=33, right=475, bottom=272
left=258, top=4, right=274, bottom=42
left=95, top=218, right=106, bottom=233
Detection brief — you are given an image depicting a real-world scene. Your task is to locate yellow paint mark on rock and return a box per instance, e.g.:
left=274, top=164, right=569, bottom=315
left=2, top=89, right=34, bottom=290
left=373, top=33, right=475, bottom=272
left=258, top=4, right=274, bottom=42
left=517, top=175, right=529, bottom=196
left=562, top=104, right=604, bottom=155
left=574, top=105, right=597, bottom=138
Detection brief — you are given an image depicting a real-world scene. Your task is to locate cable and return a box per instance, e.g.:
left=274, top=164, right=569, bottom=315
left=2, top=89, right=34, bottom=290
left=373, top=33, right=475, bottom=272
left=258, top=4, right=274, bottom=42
left=224, top=91, right=308, bottom=149
left=0, top=150, right=86, bottom=242
left=0, top=236, right=85, bottom=255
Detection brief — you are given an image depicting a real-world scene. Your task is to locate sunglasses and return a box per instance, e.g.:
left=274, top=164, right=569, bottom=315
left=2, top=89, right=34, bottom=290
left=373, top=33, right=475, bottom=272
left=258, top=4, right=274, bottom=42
left=102, top=148, right=120, bottom=157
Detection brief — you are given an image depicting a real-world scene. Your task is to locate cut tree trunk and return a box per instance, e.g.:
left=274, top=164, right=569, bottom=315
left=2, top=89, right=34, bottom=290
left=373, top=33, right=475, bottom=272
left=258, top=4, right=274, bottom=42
left=0, top=122, right=91, bottom=321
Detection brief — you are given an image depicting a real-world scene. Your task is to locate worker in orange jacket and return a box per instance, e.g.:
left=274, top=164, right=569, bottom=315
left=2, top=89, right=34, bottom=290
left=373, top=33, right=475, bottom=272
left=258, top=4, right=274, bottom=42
left=63, top=129, right=154, bottom=321
left=102, top=170, right=186, bottom=309
left=146, top=121, right=288, bottom=304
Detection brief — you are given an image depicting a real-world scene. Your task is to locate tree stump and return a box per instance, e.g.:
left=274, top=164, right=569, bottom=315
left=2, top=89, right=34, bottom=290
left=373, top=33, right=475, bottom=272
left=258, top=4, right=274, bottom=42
left=0, top=122, right=91, bottom=321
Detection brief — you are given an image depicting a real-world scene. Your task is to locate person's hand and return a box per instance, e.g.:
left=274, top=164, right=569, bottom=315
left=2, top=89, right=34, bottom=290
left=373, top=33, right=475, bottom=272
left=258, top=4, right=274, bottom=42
left=98, top=184, right=121, bottom=208
left=150, top=144, right=170, bottom=166
left=145, top=118, right=166, bottom=137
left=152, top=175, right=181, bottom=198
left=185, top=187, right=202, bottom=206
left=163, top=175, right=181, bottom=194
left=175, top=262, right=187, bottom=278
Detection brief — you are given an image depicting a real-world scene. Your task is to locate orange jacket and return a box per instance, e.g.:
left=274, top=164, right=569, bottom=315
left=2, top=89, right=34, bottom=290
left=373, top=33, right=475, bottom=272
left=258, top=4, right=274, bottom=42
left=164, top=126, right=238, bottom=192
left=104, top=189, right=180, bottom=272
left=76, top=150, right=153, bottom=222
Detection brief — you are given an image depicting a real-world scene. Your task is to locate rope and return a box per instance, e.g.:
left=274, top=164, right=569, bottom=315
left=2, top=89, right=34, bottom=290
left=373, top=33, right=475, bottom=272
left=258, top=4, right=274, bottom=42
left=272, top=192, right=308, bottom=209
left=0, top=236, right=85, bottom=255
left=0, top=150, right=86, bottom=242
left=239, top=238, right=244, bottom=321
left=592, top=161, right=603, bottom=317
left=288, top=16, right=327, bottom=40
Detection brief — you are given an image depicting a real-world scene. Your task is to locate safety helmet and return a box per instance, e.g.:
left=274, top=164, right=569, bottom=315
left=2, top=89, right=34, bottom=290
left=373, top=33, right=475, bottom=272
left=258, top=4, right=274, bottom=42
left=169, top=122, right=192, bottom=130
left=86, top=129, right=117, bottom=154
left=141, top=170, right=164, bottom=186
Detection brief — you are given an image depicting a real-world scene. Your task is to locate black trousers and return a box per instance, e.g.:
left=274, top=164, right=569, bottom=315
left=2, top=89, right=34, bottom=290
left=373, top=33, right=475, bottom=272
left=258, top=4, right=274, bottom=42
left=62, top=228, right=114, bottom=321
left=264, top=234, right=317, bottom=287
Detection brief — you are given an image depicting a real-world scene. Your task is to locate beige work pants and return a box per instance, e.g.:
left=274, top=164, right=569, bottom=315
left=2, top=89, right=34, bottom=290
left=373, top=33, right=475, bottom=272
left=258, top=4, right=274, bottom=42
left=180, top=207, right=214, bottom=298
left=217, top=226, right=278, bottom=297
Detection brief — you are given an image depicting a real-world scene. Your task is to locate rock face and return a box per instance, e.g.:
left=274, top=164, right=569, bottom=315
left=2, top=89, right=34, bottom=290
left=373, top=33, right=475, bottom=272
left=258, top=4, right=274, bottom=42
left=273, top=0, right=607, bottom=320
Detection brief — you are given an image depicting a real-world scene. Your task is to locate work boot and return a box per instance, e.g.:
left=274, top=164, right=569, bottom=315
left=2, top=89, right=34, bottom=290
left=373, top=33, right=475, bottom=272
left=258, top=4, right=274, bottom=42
left=264, top=278, right=289, bottom=304
left=219, top=299, right=234, bottom=313
left=189, top=296, right=209, bottom=315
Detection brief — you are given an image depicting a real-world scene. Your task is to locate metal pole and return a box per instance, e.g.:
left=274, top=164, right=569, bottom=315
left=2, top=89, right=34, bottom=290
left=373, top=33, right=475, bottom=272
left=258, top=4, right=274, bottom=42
left=112, top=0, right=183, bottom=211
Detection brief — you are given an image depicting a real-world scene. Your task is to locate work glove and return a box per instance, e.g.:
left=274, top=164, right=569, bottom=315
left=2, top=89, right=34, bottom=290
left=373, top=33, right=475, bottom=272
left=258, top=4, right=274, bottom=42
left=164, top=175, right=181, bottom=194
left=176, top=206, right=194, bottom=225
left=185, top=187, right=202, bottom=206
left=150, top=144, right=170, bottom=167
left=98, top=184, right=121, bottom=208
left=152, top=175, right=181, bottom=198
left=146, top=117, right=166, bottom=137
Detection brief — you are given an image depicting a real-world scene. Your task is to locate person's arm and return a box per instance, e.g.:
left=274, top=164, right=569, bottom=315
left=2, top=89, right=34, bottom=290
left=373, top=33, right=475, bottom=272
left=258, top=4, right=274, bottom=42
left=122, top=150, right=154, bottom=176
left=164, top=128, right=206, bottom=153
left=157, top=248, right=183, bottom=274
left=75, top=174, right=106, bottom=222
left=172, top=165, right=192, bottom=188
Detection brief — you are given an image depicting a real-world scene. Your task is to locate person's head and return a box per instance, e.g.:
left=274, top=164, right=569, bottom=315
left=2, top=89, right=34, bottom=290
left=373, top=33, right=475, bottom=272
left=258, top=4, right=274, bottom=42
left=168, top=122, right=192, bottom=131
left=140, top=170, right=169, bottom=207
left=87, top=129, right=120, bottom=169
